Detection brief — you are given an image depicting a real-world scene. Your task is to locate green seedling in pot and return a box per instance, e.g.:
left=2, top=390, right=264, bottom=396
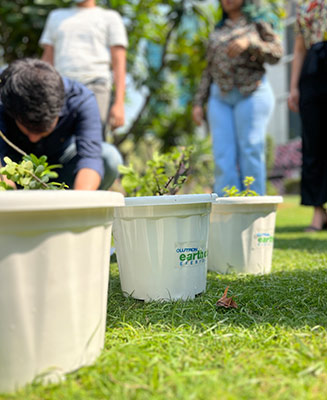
left=223, top=176, right=258, bottom=197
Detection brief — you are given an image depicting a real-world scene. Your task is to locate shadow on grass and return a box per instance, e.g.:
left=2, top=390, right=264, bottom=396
left=274, top=235, right=327, bottom=252
left=275, top=225, right=307, bottom=234
left=107, top=267, right=327, bottom=331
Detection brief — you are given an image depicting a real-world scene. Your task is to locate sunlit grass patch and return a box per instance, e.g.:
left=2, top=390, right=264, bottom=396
left=3, top=196, right=327, bottom=400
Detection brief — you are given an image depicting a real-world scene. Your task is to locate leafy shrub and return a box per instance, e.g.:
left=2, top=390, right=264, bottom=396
left=118, top=146, right=192, bottom=196
left=118, top=135, right=214, bottom=195
left=266, top=180, right=279, bottom=195
left=284, top=177, right=300, bottom=195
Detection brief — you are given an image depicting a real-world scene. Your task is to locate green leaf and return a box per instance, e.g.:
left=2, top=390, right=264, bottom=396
left=35, top=165, right=45, bottom=175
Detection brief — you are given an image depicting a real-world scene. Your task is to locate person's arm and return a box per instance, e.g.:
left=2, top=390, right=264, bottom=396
left=244, top=21, right=283, bottom=64
left=288, top=34, right=307, bottom=113
left=0, top=120, right=16, bottom=188
left=73, top=168, right=101, bottom=190
left=192, top=65, right=212, bottom=126
left=108, top=45, right=126, bottom=129
left=41, top=44, right=54, bottom=65
left=72, top=89, right=105, bottom=190
left=39, top=11, right=55, bottom=64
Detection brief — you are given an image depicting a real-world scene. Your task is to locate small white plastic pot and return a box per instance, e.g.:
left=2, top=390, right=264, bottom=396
left=113, top=194, right=217, bottom=301
left=208, top=196, right=283, bottom=275
left=0, top=191, right=124, bottom=393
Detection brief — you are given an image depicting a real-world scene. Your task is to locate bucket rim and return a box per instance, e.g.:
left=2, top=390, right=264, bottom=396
left=212, top=195, right=283, bottom=205
left=0, top=190, right=125, bottom=211
left=125, top=193, right=217, bottom=207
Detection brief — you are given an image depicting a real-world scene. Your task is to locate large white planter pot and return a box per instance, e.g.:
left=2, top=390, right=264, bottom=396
left=113, top=194, right=217, bottom=301
left=0, top=191, right=124, bottom=393
left=208, top=196, right=283, bottom=275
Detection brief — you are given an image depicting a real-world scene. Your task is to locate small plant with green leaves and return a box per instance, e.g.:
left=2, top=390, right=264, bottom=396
left=223, top=176, right=258, bottom=197
left=0, top=154, right=67, bottom=190
left=118, top=147, right=192, bottom=196
left=0, top=129, right=67, bottom=190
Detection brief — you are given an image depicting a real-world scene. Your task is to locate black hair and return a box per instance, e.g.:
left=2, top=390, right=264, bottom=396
left=215, top=10, right=229, bottom=28
left=216, top=0, right=246, bottom=29
left=0, top=58, right=65, bottom=133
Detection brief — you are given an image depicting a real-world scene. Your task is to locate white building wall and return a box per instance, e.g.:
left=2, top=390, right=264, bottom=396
left=266, top=31, right=291, bottom=145
left=266, top=2, right=298, bottom=145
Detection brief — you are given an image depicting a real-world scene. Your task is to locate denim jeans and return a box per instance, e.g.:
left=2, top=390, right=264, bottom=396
left=207, top=78, right=275, bottom=196
left=57, top=142, right=123, bottom=190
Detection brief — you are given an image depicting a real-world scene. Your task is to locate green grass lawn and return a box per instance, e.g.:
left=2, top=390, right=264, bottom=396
left=2, top=196, right=327, bottom=400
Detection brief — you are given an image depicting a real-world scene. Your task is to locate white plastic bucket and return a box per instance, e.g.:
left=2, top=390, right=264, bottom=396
left=0, top=191, right=124, bottom=393
left=208, top=196, right=283, bottom=274
left=113, top=194, right=217, bottom=301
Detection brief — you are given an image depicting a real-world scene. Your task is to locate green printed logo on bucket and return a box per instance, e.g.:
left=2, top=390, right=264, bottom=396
left=255, top=232, right=274, bottom=246
left=176, top=243, right=208, bottom=267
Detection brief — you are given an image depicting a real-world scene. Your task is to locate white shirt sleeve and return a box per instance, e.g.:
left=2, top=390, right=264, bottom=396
left=107, top=11, right=128, bottom=48
left=39, top=11, right=55, bottom=46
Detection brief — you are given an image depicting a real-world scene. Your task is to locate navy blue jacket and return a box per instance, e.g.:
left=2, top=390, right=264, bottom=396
left=0, top=78, right=104, bottom=178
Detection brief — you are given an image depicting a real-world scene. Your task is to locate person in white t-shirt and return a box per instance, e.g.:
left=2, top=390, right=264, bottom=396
left=39, top=0, right=128, bottom=138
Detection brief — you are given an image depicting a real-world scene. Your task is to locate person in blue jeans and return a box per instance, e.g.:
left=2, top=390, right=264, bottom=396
left=192, top=0, right=283, bottom=196
left=0, top=58, right=123, bottom=190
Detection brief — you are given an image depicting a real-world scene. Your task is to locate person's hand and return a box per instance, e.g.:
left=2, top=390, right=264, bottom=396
left=288, top=88, right=300, bottom=113
left=109, top=102, right=125, bottom=129
left=0, top=175, right=16, bottom=189
left=73, top=168, right=101, bottom=190
left=192, top=105, right=204, bottom=126
left=226, top=37, right=250, bottom=58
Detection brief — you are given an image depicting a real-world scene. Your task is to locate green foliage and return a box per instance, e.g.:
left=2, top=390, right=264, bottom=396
left=266, top=180, right=279, bottom=195
left=118, top=134, right=214, bottom=195
left=223, top=176, right=259, bottom=197
left=284, top=177, right=300, bottom=195
left=0, top=0, right=70, bottom=64
left=243, top=0, right=287, bottom=32
left=111, top=0, right=217, bottom=149
left=265, top=134, right=278, bottom=195
left=265, top=134, right=275, bottom=175
left=180, top=134, right=214, bottom=194
left=0, top=154, right=67, bottom=190
left=118, top=146, right=192, bottom=196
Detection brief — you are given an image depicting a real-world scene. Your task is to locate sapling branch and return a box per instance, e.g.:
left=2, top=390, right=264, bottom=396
left=19, top=166, right=49, bottom=189
left=164, top=175, right=174, bottom=190
left=155, top=176, right=163, bottom=196
left=0, top=129, right=27, bottom=156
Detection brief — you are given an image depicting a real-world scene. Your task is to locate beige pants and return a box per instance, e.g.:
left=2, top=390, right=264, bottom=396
left=85, top=81, right=111, bottom=139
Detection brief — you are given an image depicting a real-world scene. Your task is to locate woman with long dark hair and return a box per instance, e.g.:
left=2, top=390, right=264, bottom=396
left=192, top=0, right=283, bottom=196
left=288, top=0, right=327, bottom=232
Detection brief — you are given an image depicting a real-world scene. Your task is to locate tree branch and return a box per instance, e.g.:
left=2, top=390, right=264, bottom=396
left=113, top=13, right=182, bottom=147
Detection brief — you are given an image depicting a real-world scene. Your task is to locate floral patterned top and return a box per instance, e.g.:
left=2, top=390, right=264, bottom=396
left=295, top=0, right=327, bottom=49
left=193, top=17, right=283, bottom=106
